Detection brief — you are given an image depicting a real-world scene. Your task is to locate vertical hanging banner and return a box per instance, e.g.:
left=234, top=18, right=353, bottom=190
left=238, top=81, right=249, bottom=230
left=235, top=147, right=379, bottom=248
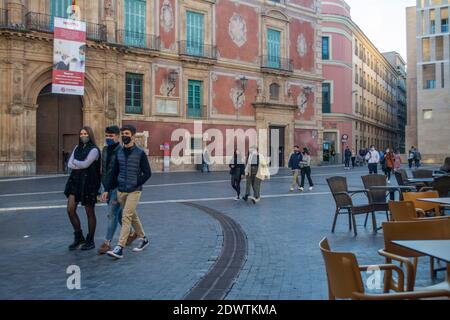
left=52, top=16, right=86, bottom=95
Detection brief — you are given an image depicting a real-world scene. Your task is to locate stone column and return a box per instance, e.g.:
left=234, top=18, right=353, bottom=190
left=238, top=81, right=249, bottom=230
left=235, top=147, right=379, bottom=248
left=7, top=0, right=24, bottom=27
left=104, top=0, right=117, bottom=43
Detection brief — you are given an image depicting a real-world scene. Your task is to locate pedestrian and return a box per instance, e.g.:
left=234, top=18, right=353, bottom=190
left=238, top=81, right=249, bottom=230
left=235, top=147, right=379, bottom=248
left=384, top=148, right=394, bottom=183
left=379, top=149, right=386, bottom=175
left=97, top=126, right=137, bottom=255
left=103, top=124, right=152, bottom=259
left=365, top=145, right=380, bottom=174
left=408, top=146, right=415, bottom=169
left=344, top=146, right=352, bottom=170
left=64, top=126, right=101, bottom=251
left=288, top=145, right=303, bottom=192
left=229, top=148, right=245, bottom=200
left=393, top=149, right=402, bottom=171
left=242, top=146, right=270, bottom=204
left=351, top=148, right=356, bottom=169
left=300, top=147, right=314, bottom=191
left=330, top=147, right=336, bottom=164
left=202, top=148, right=210, bottom=173
left=414, top=148, right=422, bottom=168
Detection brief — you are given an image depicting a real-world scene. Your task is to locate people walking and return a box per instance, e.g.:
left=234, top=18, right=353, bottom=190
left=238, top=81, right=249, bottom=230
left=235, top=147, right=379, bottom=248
left=393, top=149, right=402, bottom=171
left=300, top=147, right=314, bottom=191
left=242, top=147, right=270, bottom=204
left=288, top=145, right=303, bottom=192
left=97, top=126, right=137, bottom=255
left=408, top=146, right=415, bottom=169
left=229, top=149, right=245, bottom=200
left=64, top=126, right=101, bottom=251
left=351, top=148, right=356, bottom=169
left=414, top=148, right=422, bottom=168
left=103, top=125, right=152, bottom=259
left=365, top=145, right=380, bottom=174
left=202, top=149, right=210, bottom=173
left=384, top=148, right=394, bottom=183
left=344, top=146, right=352, bottom=170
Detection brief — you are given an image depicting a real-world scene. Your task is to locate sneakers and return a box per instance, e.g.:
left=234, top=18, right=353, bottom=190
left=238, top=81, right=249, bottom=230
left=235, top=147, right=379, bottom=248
left=98, top=241, right=111, bottom=255
left=299, top=187, right=304, bottom=192
left=242, top=195, right=249, bottom=202
left=107, top=246, right=123, bottom=259
left=68, top=230, right=86, bottom=251
left=250, top=197, right=260, bottom=204
left=234, top=196, right=240, bottom=201
left=126, top=232, right=138, bottom=246
left=309, top=186, right=314, bottom=191
left=132, top=237, right=149, bottom=252
left=290, top=188, right=295, bottom=192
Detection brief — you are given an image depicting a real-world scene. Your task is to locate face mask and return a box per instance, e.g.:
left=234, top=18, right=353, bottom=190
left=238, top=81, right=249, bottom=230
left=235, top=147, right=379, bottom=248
left=80, top=136, right=90, bottom=144
left=106, top=138, right=115, bottom=146
left=122, top=136, right=132, bottom=145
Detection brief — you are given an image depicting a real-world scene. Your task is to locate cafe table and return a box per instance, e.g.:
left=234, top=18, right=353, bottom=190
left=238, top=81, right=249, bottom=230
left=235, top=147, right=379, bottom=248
left=417, top=198, right=450, bottom=206
left=407, top=178, right=435, bottom=184
left=369, top=185, right=416, bottom=201
left=392, top=240, right=450, bottom=289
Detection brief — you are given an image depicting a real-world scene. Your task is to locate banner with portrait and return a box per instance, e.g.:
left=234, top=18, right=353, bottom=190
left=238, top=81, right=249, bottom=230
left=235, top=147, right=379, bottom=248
left=52, top=17, right=86, bottom=95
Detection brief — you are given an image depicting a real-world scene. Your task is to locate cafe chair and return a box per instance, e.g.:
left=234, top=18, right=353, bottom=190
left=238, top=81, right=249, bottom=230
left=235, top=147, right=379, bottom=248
left=420, top=175, right=450, bottom=198
left=319, top=238, right=450, bottom=300
left=402, top=191, right=442, bottom=216
left=412, top=169, right=434, bottom=179
left=379, top=220, right=450, bottom=289
left=326, top=176, right=374, bottom=236
left=361, top=175, right=390, bottom=227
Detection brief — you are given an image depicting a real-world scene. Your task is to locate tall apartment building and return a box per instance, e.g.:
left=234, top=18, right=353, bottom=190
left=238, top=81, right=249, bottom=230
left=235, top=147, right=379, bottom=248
left=0, top=0, right=323, bottom=176
left=406, top=0, right=450, bottom=163
left=321, top=0, right=402, bottom=162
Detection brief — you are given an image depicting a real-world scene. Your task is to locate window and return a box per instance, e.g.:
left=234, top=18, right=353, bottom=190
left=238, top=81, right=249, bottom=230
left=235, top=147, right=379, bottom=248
left=124, top=0, right=146, bottom=47
left=267, top=28, right=281, bottom=68
left=186, top=11, right=205, bottom=56
left=50, top=0, right=72, bottom=29
left=442, top=8, right=449, bottom=32
left=125, top=73, right=143, bottom=114
left=322, top=83, right=331, bottom=114
left=322, top=37, right=330, bottom=60
left=436, top=36, right=444, bottom=60
left=187, top=80, right=203, bottom=118
left=423, top=109, right=433, bottom=120
left=423, top=64, right=436, bottom=89
left=430, top=9, right=436, bottom=34
left=354, top=39, right=358, bottom=56
left=269, top=83, right=280, bottom=100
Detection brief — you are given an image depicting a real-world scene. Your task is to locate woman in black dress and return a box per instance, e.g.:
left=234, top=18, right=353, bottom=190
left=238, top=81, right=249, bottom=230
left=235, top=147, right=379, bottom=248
left=64, top=126, right=101, bottom=250
left=229, top=149, right=245, bottom=201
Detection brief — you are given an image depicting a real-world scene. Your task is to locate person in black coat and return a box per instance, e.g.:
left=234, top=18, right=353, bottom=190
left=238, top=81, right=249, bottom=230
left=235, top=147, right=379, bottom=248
left=64, top=126, right=101, bottom=251
left=229, top=149, right=245, bottom=200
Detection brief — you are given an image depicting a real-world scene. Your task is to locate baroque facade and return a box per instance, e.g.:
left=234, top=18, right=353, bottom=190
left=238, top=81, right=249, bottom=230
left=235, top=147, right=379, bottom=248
left=0, top=0, right=323, bottom=175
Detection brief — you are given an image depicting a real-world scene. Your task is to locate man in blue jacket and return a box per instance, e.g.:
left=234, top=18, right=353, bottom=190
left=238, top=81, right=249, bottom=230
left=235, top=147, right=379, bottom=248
left=103, top=124, right=152, bottom=259
left=288, top=146, right=303, bottom=192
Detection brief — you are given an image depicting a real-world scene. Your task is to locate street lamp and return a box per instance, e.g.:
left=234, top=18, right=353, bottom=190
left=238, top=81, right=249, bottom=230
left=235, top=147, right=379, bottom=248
left=235, top=76, right=248, bottom=105
left=167, top=69, right=178, bottom=96
left=299, top=86, right=313, bottom=108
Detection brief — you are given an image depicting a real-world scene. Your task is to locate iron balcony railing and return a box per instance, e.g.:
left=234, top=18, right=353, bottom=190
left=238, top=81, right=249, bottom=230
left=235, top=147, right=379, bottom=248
left=261, top=55, right=293, bottom=72
left=25, top=12, right=106, bottom=41
left=179, top=41, right=217, bottom=60
left=187, top=104, right=207, bottom=119
left=0, top=9, right=7, bottom=28
left=116, top=29, right=160, bottom=51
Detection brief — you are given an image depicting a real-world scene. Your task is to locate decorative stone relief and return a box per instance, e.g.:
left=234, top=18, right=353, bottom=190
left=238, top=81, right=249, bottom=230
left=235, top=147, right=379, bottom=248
left=297, top=34, right=307, bottom=57
left=104, top=0, right=114, bottom=17
left=105, top=108, right=117, bottom=120
left=230, top=87, right=245, bottom=110
left=228, top=13, right=247, bottom=48
left=159, top=78, right=174, bottom=96
left=160, top=0, right=174, bottom=33
left=211, top=72, right=218, bottom=82
left=7, top=103, right=24, bottom=115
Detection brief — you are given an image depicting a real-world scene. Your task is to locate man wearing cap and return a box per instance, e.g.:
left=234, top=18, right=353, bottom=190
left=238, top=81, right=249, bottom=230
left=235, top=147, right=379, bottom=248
left=103, top=124, right=152, bottom=259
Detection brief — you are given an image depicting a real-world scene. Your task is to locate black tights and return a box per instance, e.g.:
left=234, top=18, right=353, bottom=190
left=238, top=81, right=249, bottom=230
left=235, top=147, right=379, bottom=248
left=67, top=195, right=96, bottom=237
left=231, top=175, right=242, bottom=196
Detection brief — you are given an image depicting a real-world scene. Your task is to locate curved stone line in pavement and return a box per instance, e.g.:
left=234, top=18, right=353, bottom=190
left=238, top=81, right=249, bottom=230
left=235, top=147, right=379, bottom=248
left=181, top=202, right=248, bottom=300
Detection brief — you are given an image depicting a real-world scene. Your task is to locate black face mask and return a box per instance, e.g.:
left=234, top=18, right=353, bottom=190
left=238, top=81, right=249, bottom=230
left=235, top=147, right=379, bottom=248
left=121, top=136, right=132, bottom=145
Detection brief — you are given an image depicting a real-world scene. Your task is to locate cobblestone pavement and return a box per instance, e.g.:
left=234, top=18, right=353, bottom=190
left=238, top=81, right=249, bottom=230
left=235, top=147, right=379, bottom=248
left=0, top=165, right=445, bottom=299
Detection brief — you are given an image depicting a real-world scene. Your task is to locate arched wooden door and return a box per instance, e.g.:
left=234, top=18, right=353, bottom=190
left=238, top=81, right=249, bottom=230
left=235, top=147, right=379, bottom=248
left=36, top=84, right=83, bottom=174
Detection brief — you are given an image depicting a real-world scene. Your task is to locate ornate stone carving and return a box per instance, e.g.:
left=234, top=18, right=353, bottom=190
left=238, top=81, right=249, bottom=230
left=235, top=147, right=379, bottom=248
left=211, top=72, right=218, bottom=82
left=230, top=87, right=245, bottom=110
left=297, top=34, right=307, bottom=57
left=8, top=103, right=24, bottom=115
left=159, top=78, right=174, bottom=96
left=228, top=13, right=247, bottom=48
left=160, top=0, right=174, bottom=33
left=105, top=108, right=117, bottom=120
left=104, top=0, right=114, bottom=17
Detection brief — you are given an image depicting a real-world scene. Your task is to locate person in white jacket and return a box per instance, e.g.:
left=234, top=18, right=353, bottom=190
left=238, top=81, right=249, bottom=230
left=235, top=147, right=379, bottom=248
left=242, top=146, right=270, bottom=204
left=365, top=145, right=380, bottom=174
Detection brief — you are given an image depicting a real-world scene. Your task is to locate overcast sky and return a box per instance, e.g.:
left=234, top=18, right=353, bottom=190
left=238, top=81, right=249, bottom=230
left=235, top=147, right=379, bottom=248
left=345, top=0, right=417, bottom=61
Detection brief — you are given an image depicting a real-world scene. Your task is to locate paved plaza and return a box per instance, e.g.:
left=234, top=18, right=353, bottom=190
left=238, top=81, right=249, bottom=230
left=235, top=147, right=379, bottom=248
left=0, top=165, right=445, bottom=300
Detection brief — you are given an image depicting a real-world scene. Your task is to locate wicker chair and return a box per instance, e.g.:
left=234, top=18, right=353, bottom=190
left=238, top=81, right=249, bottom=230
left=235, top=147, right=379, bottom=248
left=440, top=157, right=450, bottom=173
left=361, top=174, right=390, bottom=228
left=320, top=238, right=450, bottom=300
left=394, top=169, right=425, bottom=191
left=326, top=176, right=374, bottom=236
left=420, top=175, right=450, bottom=197
left=412, top=169, right=434, bottom=178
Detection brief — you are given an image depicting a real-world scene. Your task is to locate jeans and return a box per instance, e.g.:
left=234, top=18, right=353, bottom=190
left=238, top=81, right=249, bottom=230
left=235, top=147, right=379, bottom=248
left=105, top=189, right=123, bottom=242
left=231, top=173, right=242, bottom=196
left=300, top=166, right=314, bottom=187
left=368, top=163, right=378, bottom=174
left=351, top=157, right=356, bottom=168
left=344, top=158, right=350, bottom=168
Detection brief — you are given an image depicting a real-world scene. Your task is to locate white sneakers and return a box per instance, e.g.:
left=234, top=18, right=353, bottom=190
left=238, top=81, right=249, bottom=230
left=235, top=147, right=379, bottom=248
left=309, top=186, right=314, bottom=191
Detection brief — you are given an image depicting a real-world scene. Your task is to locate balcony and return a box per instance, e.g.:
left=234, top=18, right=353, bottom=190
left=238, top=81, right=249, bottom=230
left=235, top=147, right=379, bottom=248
left=261, top=55, right=293, bottom=73
left=116, top=29, right=160, bottom=51
left=179, top=41, right=217, bottom=60
left=187, top=104, right=207, bottom=119
left=25, top=12, right=107, bottom=42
